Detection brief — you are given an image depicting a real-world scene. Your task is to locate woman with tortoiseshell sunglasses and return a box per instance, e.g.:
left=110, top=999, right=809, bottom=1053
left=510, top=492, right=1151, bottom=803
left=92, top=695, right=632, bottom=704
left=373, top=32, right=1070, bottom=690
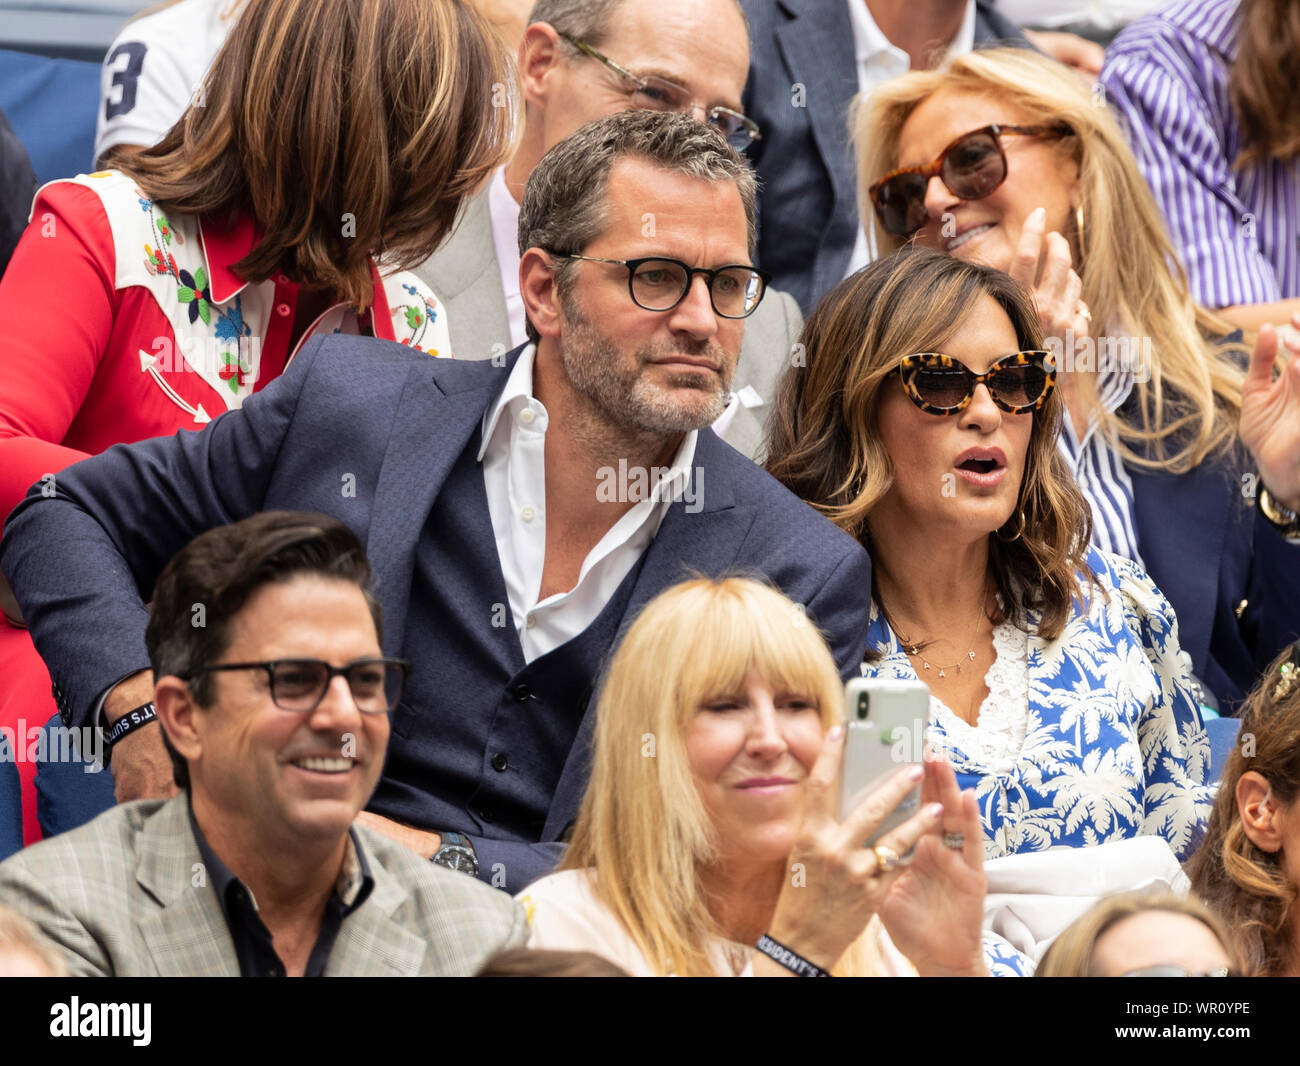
left=765, top=247, right=1213, bottom=975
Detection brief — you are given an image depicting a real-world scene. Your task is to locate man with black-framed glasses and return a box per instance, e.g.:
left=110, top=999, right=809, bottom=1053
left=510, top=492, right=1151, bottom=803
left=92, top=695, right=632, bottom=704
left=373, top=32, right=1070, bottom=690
left=1, top=110, right=870, bottom=896
left=415, top=0, right=802, bottom=460
left=0, top=511, right=525, bottom=976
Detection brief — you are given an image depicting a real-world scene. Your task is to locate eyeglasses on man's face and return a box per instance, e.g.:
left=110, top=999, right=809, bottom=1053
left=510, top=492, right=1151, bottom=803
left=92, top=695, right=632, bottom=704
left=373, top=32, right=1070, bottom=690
left=559, top=32, right=761, bottom=152
left=869, top=123, right=1073, bottom=238
left=546, top=251, right=769, bottom=318
left=898, top=350, right=1056, bottom=415
left=181, top=657, right=410, bottom=714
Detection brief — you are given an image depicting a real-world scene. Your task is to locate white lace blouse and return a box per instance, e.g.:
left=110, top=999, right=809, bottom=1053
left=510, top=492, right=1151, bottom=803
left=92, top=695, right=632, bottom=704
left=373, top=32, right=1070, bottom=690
left=928, top=620, right=1030, bottom=772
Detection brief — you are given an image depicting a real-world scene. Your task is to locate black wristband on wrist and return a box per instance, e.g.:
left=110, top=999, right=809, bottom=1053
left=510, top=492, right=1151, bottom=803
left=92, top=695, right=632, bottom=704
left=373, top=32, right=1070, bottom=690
left=104, top=701, right=158, bottom=753
left=755, top=934, right=832, bottom=977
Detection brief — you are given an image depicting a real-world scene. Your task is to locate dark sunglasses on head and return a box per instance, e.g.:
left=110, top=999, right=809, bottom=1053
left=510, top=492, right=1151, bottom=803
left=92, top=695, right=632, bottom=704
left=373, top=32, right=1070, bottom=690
left=869, top=123, right=1073, bottom=238
left=898, top=350, right=1056, bottom=415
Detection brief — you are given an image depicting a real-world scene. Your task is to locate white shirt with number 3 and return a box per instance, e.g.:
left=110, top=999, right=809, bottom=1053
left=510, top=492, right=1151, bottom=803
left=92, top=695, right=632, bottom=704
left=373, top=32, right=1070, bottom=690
left=94, top=0, right=245, bottom=164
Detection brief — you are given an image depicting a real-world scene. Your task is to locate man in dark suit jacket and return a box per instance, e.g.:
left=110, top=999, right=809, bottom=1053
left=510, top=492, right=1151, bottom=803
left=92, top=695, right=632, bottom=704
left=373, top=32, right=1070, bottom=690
left=0, top=111, right=871, bottom=893
left=740, top=0, right=1027, bottom=313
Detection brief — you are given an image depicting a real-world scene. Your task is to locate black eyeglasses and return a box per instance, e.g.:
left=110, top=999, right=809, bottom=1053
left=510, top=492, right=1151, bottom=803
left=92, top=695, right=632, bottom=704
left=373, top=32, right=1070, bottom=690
left=559, top=33, right=761, bottom=152
left=181, top=657, right=410, bottom=714
left=898, top=351, right=1056, bottom=415
left=869, top=123, right=1073, bottom=238
left=547, top=252, right=769, bottom=318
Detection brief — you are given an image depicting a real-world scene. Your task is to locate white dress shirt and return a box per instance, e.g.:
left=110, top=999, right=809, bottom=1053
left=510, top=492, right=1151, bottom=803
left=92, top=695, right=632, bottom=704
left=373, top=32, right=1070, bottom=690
left=994, top=0, right=1162, bottom=32
left=487, top=166, right=529, bottom=350
left=478, top=344, right=698, bottom=662
left=844, top=0, right=977, bottom=276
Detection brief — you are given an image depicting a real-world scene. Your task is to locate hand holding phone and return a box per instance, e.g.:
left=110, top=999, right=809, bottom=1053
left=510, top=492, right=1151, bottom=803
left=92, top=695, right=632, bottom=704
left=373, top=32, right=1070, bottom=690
left=837, top=678, right=929, bottom=845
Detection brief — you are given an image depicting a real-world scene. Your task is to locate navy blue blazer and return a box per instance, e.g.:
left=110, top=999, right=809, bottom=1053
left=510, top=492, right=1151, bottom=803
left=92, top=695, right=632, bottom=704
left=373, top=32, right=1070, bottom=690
left=1127, top=438, right=1300, bottom=713
left=740, top=0, right=1028, bottom=314
left=0, top=337, right=872, bottom=890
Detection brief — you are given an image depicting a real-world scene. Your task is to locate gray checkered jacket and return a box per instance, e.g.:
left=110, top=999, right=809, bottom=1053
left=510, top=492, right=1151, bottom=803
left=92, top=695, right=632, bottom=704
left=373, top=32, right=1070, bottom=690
left=0, top=796, right=526, bottom=975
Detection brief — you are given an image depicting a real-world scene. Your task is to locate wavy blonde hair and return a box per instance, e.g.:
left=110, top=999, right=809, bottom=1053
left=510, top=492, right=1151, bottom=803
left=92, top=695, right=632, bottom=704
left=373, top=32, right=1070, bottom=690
left=854, top=47, right=1248, bottom=473
left=562, top=577, right=883, bottom=977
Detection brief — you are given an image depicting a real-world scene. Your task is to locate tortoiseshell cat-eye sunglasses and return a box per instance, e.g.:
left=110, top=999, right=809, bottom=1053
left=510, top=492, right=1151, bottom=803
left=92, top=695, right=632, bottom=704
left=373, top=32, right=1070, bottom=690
left=898, top=350, right=1056, bottom=415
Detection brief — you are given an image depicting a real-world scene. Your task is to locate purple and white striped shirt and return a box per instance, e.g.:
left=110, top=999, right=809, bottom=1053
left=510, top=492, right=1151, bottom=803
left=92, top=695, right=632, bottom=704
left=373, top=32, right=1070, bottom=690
left=1100, top=0, right=1300, bottom=309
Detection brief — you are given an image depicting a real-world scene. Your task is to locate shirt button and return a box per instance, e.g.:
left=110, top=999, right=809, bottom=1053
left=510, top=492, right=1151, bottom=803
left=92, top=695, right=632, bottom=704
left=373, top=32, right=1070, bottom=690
left=510, top=683, right=532, bottom=702
left=521, top=505, right=535, bottom=522
left=275, top=302, right=291, bottom=317
left=525, top=613, right=536, bottom=629
left=519, top=408, right=536, bottom=426
left=491, top=752, right=508, bottom=772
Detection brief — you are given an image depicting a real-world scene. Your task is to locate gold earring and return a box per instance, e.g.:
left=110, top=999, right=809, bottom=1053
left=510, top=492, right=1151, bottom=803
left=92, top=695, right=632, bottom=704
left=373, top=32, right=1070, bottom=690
left=1075, top=203, right=1086, bottom=263
left=996, top=508, right=1026, bottom=543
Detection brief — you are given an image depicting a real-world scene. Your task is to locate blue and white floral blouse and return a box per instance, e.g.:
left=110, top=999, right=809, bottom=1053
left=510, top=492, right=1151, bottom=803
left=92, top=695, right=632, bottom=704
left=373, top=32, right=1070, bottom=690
left=861, top=547, right=1216, bottom=974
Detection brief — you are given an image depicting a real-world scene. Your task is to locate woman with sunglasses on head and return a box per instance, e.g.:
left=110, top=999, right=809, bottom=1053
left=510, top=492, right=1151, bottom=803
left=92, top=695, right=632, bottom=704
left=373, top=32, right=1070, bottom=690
left=1187, top=645, right=1300, bottom=976
left=765, top=247, right=1214, bottom=974
left=854, top=47, right=1300, bottom=717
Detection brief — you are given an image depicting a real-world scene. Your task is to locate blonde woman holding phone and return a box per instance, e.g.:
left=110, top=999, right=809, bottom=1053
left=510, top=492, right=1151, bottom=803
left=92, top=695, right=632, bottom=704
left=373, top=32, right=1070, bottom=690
left=519, top=577, right=987, bottom=978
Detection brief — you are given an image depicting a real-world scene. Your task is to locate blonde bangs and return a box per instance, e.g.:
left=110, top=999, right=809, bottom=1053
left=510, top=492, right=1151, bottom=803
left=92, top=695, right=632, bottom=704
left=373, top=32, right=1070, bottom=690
left=563, top=577, right=846, bottom=976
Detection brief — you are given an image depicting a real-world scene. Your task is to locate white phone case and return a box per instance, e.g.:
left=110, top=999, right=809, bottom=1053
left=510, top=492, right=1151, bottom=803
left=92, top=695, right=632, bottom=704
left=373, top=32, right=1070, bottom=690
left=837, top=677, right=929, bottom=843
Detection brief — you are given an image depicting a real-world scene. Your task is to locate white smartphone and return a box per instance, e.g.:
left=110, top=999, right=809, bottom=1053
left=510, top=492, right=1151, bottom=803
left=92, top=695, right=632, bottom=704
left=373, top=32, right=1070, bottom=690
left=837, top=677, right=930, bottom=845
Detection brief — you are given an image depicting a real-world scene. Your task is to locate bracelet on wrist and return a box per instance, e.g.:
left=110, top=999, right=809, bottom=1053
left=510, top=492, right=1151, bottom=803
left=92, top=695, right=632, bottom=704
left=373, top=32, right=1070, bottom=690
left=1259, top=487, right=1300, bottom=543
left=102, top=701, right=158, bottom=762
left=755, top=933, right=832, bottom=977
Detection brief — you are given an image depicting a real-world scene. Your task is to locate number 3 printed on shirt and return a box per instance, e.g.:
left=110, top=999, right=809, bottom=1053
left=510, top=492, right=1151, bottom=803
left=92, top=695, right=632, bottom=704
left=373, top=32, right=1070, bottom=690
left=105, top=42, right=148, bottom=120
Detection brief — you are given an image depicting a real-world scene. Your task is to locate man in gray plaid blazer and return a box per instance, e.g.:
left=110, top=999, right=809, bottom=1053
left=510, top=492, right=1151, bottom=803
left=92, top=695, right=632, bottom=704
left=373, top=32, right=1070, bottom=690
left=0, top=512, right=525, bottom=976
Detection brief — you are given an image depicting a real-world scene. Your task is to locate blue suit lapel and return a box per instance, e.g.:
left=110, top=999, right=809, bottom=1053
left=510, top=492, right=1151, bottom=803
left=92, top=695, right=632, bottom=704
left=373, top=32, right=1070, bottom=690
left=1128, top=459, right=1234, bottom=681
left=366, top=351, right=519, bottom=658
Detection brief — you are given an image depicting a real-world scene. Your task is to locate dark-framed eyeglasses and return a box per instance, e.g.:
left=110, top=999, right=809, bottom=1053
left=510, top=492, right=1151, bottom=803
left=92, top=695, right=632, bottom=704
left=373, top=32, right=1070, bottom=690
left=558, top=32, right=761, bottom=152
left=1121, top=965, right=1236, bottom=978
left=547, top=251, right=769, bottom=318
left=898, top=350, right=1056, bottom=415
left=180, top=657, right=410, bottom=714
left=869, top=123, right=1074, bottom=238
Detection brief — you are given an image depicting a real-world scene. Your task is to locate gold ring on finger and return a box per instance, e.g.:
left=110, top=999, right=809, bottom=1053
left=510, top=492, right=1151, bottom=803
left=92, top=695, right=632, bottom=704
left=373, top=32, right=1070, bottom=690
left=872, top=844, right=901, bottom=874
left=1076, top=300, right=1092, bottom=322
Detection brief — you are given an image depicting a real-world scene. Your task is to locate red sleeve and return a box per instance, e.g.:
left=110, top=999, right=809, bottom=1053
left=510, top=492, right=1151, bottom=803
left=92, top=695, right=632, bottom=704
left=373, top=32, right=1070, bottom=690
left=0, top=182, right=116, bottom=523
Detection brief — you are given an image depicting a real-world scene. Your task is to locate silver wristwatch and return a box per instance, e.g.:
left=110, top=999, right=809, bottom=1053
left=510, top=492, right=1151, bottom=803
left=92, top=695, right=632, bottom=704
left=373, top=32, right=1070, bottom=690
left=431, top=831, right=479, bottom=877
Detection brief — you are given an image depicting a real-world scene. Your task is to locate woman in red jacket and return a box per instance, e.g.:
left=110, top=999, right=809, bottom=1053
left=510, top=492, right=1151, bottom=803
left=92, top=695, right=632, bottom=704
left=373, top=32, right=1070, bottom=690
left=0, top=0, right=512, bottom=843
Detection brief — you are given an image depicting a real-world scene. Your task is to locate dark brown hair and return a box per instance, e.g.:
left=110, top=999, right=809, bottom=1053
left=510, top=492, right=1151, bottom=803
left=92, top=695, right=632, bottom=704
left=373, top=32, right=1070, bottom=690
left=764, top=247, right=1093, bottom=639
left=1231, top=0, right=1300, bottom=167
left=145, top=511, right=381, bottom=789
left=1186, top=644, right=1300, bottom=976
left=108, top=0, right=514, bottom=309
